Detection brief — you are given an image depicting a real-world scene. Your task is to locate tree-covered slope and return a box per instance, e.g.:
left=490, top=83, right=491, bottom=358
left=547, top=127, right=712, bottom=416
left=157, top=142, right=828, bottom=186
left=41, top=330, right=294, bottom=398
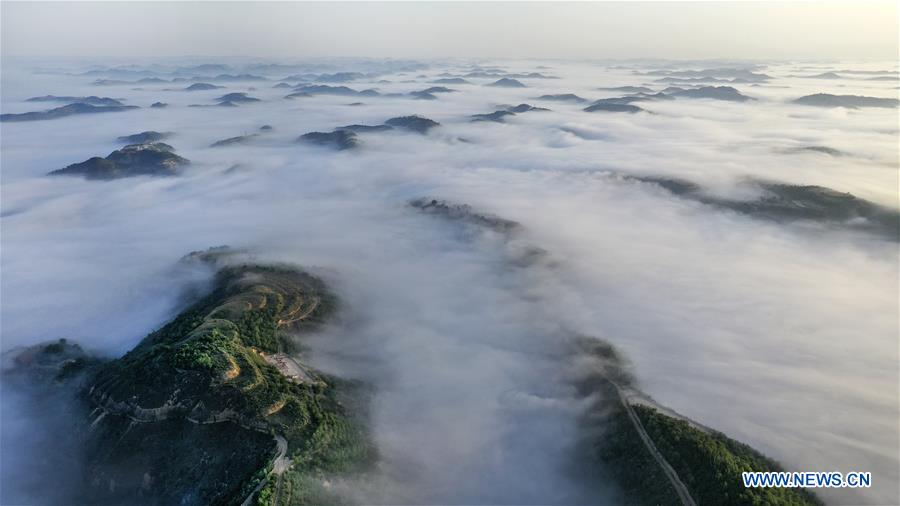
left=635, top=405, right=822, bottom=506
left=80, top=260, right=371, bottom=505
left=574, top=337, right=821, bottom=506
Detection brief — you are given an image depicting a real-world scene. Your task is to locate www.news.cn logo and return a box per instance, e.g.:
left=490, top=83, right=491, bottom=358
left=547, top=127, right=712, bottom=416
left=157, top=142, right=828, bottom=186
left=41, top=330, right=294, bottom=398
left=743, top=471, right=872, bottom=489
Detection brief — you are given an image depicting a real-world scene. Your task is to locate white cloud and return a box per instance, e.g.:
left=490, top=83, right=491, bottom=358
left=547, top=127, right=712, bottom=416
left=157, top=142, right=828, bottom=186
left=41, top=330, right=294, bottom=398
left=1, top=57, right=897, bottom=504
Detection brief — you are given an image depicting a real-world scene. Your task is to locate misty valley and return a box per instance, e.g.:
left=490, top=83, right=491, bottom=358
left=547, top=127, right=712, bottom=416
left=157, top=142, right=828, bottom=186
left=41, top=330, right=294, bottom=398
left=1, top=55, right=897, bottom=506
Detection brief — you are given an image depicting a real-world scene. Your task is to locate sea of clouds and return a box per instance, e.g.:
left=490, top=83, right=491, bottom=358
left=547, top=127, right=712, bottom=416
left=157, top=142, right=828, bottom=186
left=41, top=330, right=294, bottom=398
left=1, top=57, right=897, bottom=504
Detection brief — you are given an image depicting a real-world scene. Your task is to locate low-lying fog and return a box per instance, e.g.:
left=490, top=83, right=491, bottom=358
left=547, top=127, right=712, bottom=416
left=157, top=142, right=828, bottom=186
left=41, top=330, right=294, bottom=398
left=1, top=58, right=898, bottom=505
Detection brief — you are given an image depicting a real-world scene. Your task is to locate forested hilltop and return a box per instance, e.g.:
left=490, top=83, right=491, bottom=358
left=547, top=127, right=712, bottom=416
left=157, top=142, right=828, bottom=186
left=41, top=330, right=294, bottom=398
left=5, top=250, right=371, bottom=506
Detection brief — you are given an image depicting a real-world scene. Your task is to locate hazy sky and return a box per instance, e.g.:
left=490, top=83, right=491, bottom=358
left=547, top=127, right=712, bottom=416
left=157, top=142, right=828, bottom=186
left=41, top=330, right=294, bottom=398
left=1, top=1, right=897, bottom=60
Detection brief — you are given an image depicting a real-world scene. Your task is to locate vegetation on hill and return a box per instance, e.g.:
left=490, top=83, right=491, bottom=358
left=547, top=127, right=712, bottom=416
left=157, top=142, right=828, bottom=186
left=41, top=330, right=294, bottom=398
left=573, top=338, right=680, bottom=505
left=49, top=142, right=189, bottom=179
left=573, top=336, right=820, bottom=506
left=635, top=405, right=822, bottom=506
left=0, top=102, right=138, bottom=122
left=80, top=259, right=370, bottom=505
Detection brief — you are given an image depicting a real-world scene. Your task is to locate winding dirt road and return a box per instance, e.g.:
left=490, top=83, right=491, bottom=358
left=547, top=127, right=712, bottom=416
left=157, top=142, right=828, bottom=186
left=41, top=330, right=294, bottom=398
left=240, top=434, right=290, bottom=506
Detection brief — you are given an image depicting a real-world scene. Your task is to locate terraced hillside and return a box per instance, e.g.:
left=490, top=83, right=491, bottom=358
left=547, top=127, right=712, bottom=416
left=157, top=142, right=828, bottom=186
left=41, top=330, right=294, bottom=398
left=78, top=260, right=370, bottom=505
